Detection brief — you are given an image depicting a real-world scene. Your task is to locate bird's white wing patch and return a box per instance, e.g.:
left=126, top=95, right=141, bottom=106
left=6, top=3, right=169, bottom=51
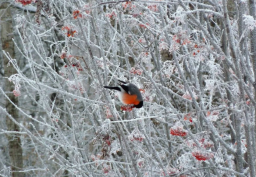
left=118, top=90, right=125, bottom=103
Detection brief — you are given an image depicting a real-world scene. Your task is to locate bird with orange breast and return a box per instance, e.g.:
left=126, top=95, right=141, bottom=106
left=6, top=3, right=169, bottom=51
left=104, top=80, right=143, bottom=109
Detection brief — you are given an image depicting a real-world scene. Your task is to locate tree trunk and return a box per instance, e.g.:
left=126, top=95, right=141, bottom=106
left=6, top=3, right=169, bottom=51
left=249, top=3, right=256, bottom=174
left=0, top=2, right=24, bottom=177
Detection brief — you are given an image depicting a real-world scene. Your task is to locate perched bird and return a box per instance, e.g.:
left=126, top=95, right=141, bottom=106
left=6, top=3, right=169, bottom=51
left=104, top=80, right=143, bottom=108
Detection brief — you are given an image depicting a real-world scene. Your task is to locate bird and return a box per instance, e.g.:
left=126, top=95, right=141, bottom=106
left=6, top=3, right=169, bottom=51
left=104, top=80, right=143, bottom=108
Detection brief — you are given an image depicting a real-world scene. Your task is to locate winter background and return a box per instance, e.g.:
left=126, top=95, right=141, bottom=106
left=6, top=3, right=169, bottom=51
left=0, top=0, right=255, bottom=177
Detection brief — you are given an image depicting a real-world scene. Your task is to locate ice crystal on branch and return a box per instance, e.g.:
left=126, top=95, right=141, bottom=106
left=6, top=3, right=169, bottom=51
left=62, top=26, right=77, bottom=37
left=159, top=41, right=169, bottom=51
left=60, top=51, right=68, bottom=59
left=67, top=80, right=84, bottom=93
left=110, top=140, right=121, bottom=155
left=184, top=113, right=193, bottom=122
left=243, top=15, right=256, bottom=30
left=15, top=0, right=33, bottom=6
left=234, top=139, right=247, bottom=154
left=137, top=158, right=145, bottom=168
left=129, top=129, right=145, bottom=142
left=9, top=74, right=21, bottom=97
left=206, top=110, right=219, bottom=122
left=170, top=122, right=187, bottom=137
left=192, top=150, right=214, bottom=161
left=204, top=79, right=216, bottom=91
left=138, top=37, right=146, bottom=44
left=139, top=23, right=150, bottom=29
left=122, top=1, right=135, bottom=10
left=186, top=134, right=214, bottom=149
left=103, top=106, right=115, bottom=119
left=182, top=91, right=198, bottom=101
left=170, top=127, right=187, bottom=137
left=177, top=153, right=194, bottom=168
left=83, top=4, right=91, bottom=14
left=15, top=15, right=26, bottom=28
left=160, top=167, right=179, bottom=176
left=106, top=10, right=117, bottom=19
left=73, top=10, right=82, bottom=19
left=130, top=67, right=143, bottom=75
left=13, top=89, right=21, bottom=97
left=148, top=4, right=158, bottom=12
left=102, top=164, right=111, bottom=174
left=172, top=6, right=186, bottom=24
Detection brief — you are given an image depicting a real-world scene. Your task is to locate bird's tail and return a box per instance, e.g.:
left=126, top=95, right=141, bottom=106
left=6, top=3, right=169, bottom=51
left=103, top=86, right=121, bottom=91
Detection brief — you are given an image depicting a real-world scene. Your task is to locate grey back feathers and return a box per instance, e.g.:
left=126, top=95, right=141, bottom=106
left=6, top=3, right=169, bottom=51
left=126, top=83, right=143, bottom=101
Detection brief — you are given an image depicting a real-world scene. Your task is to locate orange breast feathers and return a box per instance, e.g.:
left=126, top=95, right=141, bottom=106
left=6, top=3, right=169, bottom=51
left=121, top=92, right=140, bottom=105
